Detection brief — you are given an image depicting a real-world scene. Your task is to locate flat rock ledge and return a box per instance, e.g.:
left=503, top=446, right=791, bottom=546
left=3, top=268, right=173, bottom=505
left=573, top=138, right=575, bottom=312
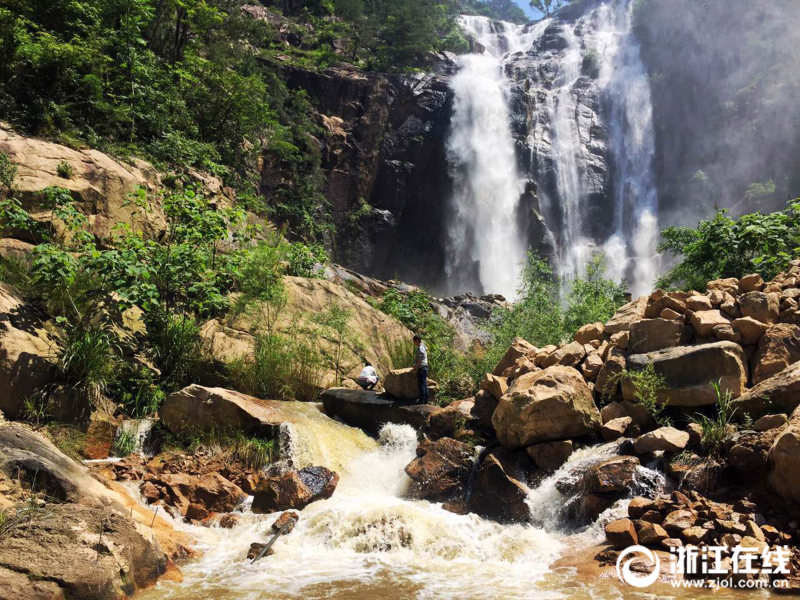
left=321, top=388, right=439, bottom=435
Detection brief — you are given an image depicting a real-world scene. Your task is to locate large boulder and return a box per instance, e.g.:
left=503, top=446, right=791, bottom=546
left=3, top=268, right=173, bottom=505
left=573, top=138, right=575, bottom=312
left=731, top=317, right=767, bottom=346
left=628, top=318, right=686, bottom=353
left=404, top=438, right=474, bottom=502
left=0, top=425, right=184, bottom=598
left=739, top=291, right=780, bottom=324
left=751, top=324, right=800, bottom=384
left=383, top=367, right=438, bottom=400
left=161, top=385, right=288, bottom=438
left=492, top=337, right=537, bottom=376
left=573, top=322, right=605, bottom=345
left=467, top=454, right=531, bottom=523
left=0, top=125, right=167, bottom=242
left=321, top=388, right=439, bottom=435
left=768, top=406, right=800, bottom=503
left=492, top=366, right=601, bottom=448
left=633, top=427, right=690, bottom=453
left=688, top=310, right=731, bottom=337
left=0, top=283, right=61, bottom=419
left=479, top=373, right=508, bottom=400
left=595, top=347, right=627, bottom=396
left=228, top=276, right=413, bottom=384
left=623, top=342, right=747, bottom=406
left=541, top=340, right=586, bottom=368
left=424, top=398, right=474, bottom=440
left=732, top=362, right=800, bottom=418
left=252, top=466, right=338, bottom=513
left=604, top=296, right=648, bottom=334
left=148, top=472, right=245, bottom=518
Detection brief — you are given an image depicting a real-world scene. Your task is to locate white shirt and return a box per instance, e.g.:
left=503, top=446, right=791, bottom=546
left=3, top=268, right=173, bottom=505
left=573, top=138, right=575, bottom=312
left=358, top=365, right=378, bottom=384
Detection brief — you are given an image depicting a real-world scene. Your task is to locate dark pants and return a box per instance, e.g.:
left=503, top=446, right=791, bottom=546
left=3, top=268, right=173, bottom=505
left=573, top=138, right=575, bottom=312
left=417, top=367, right=429, bottom=404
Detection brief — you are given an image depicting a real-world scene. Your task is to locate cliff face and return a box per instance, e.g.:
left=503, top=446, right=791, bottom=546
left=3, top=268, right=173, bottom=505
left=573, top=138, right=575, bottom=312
left=279, top=56, right=456, bottom=290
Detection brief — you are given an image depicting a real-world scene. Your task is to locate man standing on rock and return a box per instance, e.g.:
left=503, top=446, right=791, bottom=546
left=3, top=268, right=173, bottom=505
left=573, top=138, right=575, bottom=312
left=413, top=335, right=429, bottom=404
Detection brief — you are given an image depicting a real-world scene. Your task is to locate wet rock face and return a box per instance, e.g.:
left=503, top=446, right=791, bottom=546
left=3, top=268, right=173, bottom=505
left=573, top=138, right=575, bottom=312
left=404, top=437, right=474, bottom=502
left=252, top=466, right=339, bottom=513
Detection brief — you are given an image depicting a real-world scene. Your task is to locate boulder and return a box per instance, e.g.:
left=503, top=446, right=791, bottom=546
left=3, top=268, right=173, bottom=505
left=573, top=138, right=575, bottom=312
left=604, top=296, right=648, bottom=334
left=252, top=466, right=338, bottom=513
left=686, top=295, right=713, bottom=311
left=768, top=407, right=800, bottom=503
left=161, top=385, right=288, bottom=438
left=0, top=125, right=167, bottom=242
left=751, top=324, right=800, bottom=384
left=610, top=330, right=629, bottom=349
left=199, top=319, right=256, bottom=367
left=492, top=366, right=601, bottom=448
left=0, top=284, right=62, bottom=419
left=492, top=337, right=538, bottom=376
left=707, top=278, right=739, bottom=295
left=471, top=390, right=498, bottom=434
left=754, top=414, right=788, bottom=432
left=623, top=342, right=747, bottom=406
left=637, top=522, right=668, bottom=545
left=633, top=427, right=690, bottom=453
left=595, top=347, right=627, bottom=396
left=525, top=440, right=573, bottom=471
left=688, top=309, right=731, bottom=337
left=540, top=341, right=586, bottom=368
left=601, top=416, right=632, bottom=441
left=739, top=291, right=780, bottom=324
left=739, top=274, right=765, bottom=293
left=384, top=368, right=439, bottom=400
left=152, top=472, right=245, bottom=517
left=584, top=456, right=641, bottom=493
left=628, top=318, right=686, bottom=353
left=732, top=362, right=800, bottom=417
left=467, top=454, right=531, bottom=523
left=605, top=518, right=638, bottom=549
left=574, top=322, right=605, bottom=345
left=660, top=308, right=682, bottom=320
left=662, top=509, right=696, bottom=534
left=424, top=398, right=474, bottom=440
left=404, top=438, right=474, bottom=502
left=480, top=373, right=508, bottom=400
left=321, top=388, right=439, bottom=435
left=712, top=323, right=741, bottom=344
left=581, top=353, right=603, bottom=380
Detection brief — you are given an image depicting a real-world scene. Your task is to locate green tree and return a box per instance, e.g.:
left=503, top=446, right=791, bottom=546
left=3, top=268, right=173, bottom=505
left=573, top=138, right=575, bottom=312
left=529, top=0, right=569, bottom=16
left=656, top=199, right=800, bottom=291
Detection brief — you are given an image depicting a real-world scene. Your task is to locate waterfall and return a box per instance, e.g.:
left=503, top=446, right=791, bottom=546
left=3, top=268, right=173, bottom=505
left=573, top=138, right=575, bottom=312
left=444, top=17, right=546, bottom=300
left=595, top=0, right=661, bottom=295
left=445, top=1, right=660, bottom=298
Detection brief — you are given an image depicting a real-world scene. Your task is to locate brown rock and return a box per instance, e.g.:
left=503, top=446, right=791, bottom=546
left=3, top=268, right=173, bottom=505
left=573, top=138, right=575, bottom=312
left=661, top=537, right=683, bottom=549
left=425, top=399, right=475, bottom=440
left=707, top=278, right=740, bottom=295
left=480, top=373, right=508, bottom=400
left=739, top=274, right=765, bottom=293
left=739, top=291, right=780, bottom=324
left=623, top=342, right=747, bottom=406
left=541, top=341, right=586, bottom=369
left=637, top=522, right=668, bottom=545
left=405, top=438, right=474, bottom=502
left=271, top=511, right=299, bottom=533
left=660, top=308, right=682, bottom=320
left=604, top=297, right=648, bottom=335
left=663, top=509, right=696, bottom=533
left=384, top=368, right=439, bottom=400
left=252, top=466, right=338, bottom=513
left=601, top=401, right=628, bottom=423
left=525, top=440, right=573, bottom=471
left=574, top=322, right=605, bottom=345
left=610, top=330, right=630, bottom=349
left=628, top=318, right=686, bottom=353
left=140, top=481, right=162, bottom=504
left=732, top=361, right=800, bottom=417
left=492, top=337, right=538, bottom=376
left=492, top=366, right=601, bottom=448
left=712, top=323, right=741, bottom=344
left=751, top=323, right=800, bottom=384
left=219, top=514, right=239, bottom=529
left=581, top=353, right=604, bottom=380
left=247, top=542, right=273, bottom=560
left=744, top=521, right=766, bottom=542
left=628, top=497, right=655, bottom=518
left=634, top=427, right=690, bottom=453
left=681, top=526, right=710, bottom=544
left=688, top=309, right=732, bottom=337
left=585, top=456, right=640, bottom=493
left=686, top=423, right=703, bottom=447
left=686, top=295, right=713, bottom=311
left=601, top=416, right=633, bottom=441
left=467, top=454, right=531, bottom=523
left=754, top=413, right=787, bottom=431
left=595, top=348, right=627, bottom=396
left=732, top=317, right=767, bottom=345
left=605, top=518, right=638, bottom=549
left=768, top=407, right=800, bottom=503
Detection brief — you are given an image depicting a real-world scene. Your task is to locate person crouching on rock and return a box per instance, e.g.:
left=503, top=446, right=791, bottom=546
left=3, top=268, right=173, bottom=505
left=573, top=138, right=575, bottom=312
left=413, top=335, right=429, bottom=404
left=356, top=361, right=379, bottom=390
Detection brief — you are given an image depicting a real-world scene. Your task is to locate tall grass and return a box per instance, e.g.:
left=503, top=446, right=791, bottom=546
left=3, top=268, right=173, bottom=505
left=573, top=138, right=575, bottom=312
left=162, top=426, right=276, bottom=469
left=615, top=361, right=671, bottom=426
left=229, top=333, right=324, bottom=402
left=57, top=324, right=119, bottom=409
left=690, top=380, right=738, bottom=456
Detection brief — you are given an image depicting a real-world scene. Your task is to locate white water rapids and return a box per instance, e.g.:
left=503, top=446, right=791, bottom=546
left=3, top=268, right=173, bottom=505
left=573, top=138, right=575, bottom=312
left=136, top=403, right=671, bottom=600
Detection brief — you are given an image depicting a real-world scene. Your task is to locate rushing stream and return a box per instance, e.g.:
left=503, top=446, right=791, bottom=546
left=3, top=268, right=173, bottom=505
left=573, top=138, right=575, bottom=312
left=130, top=403, right=720, bottom=600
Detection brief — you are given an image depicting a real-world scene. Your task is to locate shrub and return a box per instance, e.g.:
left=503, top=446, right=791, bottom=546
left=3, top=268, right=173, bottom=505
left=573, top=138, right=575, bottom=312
left=112, top=428, right=137, bottom=458
left=56, top=161, right=74, bottom=179
left=147, top=313, right=201, bottom=393
left=615, top=362, right=671, bottom=426
left=690, top=380, right=738, bottom=456
left=57, top=324, right=119, bottom=409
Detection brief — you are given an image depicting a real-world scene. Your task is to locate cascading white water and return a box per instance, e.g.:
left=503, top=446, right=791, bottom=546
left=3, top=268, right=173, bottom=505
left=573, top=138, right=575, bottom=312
left=595, top=0, right=661, bottom=296
left=445, top=17, right=546, bottom=300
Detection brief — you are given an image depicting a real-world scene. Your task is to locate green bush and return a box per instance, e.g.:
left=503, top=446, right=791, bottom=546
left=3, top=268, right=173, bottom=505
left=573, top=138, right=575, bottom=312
left=57, top=324, right=119, bottom=409
left=615, top=361, right=671, bottom=427
left=56, top=161, right=73, bottom=179
left=657, top=200, right=800, bottom=291
left=689, top=380, right=738, bottom=456
left=147, top=313, right=202, bottom=393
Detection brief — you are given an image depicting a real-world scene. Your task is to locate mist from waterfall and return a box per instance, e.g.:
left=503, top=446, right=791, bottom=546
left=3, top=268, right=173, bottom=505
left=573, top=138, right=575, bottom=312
left=444, top=17, right=546, bottom=300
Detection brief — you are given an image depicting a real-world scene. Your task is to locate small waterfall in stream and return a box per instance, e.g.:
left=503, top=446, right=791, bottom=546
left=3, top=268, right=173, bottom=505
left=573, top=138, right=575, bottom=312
left=137, top=404, right=667, bottom=600
left=445, top=0, right=661, bottom=298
